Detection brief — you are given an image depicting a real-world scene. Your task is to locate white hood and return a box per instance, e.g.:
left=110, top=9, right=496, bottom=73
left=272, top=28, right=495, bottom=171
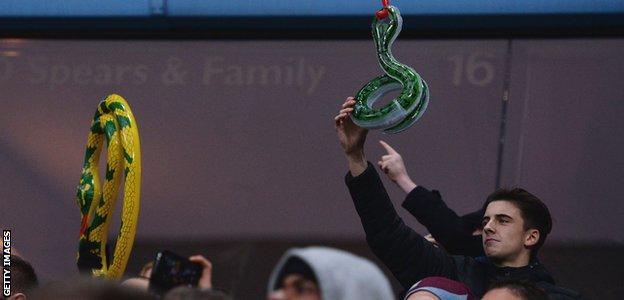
left=268, top=247, right=395, bottom=300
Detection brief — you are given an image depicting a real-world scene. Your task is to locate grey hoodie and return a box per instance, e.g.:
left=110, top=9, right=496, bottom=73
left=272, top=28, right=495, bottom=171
left=268, top=247, right=395, bottom=300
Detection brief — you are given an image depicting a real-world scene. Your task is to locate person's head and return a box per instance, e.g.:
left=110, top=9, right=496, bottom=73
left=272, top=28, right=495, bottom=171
left=269, top=256, right=320, bottom=300
left=482, top=280, right=550, bottom=300
left=120, top=260, right=154, bottom=294
left=481, top=188, right=552, bottom=266
left=404, top=277, right=474, bottom=300
left=163, top=286, right=231, bottom=300
left=0, top=255, right=38, bottom=300
left=30, top=277, right=155, bottom=300
left=121, top=277, right=150, bottom=293
left=267, top=247, right=394, bottom=300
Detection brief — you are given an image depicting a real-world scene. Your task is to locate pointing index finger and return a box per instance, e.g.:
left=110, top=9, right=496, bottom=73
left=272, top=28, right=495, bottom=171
left=379, top=140, right=398, bottom=154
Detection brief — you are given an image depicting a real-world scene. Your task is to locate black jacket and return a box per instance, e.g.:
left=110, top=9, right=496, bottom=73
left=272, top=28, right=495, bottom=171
left=345, top=163, right=582, bottom=299
left=402, top=186, right=484, bottom=257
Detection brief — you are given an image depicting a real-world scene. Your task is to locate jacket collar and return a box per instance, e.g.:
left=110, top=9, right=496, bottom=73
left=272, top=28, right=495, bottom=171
left=476, top=256, right=555, bottom=284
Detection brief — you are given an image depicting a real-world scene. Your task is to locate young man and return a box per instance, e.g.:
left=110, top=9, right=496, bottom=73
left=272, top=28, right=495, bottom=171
left=379, top=138, right=552, bottom=281
left=334, top=97, right=581, bottom=299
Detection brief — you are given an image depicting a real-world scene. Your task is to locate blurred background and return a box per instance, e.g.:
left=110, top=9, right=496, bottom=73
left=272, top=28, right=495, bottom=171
left=1, top=1, right=623, bottom=298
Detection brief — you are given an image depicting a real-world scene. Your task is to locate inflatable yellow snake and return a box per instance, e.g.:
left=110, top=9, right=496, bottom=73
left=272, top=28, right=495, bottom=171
left=75, top=94, right=141, bottom=279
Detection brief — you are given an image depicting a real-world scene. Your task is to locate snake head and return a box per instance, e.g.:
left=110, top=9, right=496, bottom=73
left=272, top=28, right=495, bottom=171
left=375, top=8, right=389, bottom=20
left=376, top=0, right=390, bottom=19
left=372, top=5, right=403, bottom=52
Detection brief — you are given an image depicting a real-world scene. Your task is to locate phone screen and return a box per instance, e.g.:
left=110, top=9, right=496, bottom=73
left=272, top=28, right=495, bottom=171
left=148, top=250, right=203, bottom=296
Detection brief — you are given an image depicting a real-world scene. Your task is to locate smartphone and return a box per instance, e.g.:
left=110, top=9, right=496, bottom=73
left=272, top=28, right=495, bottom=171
left=148, top=250, right=203, bottom=296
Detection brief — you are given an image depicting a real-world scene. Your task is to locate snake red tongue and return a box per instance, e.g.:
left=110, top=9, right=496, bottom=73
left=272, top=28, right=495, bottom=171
left=76, top=94, right=141, bottom=279
left=351, top=0, right=429, bottom=134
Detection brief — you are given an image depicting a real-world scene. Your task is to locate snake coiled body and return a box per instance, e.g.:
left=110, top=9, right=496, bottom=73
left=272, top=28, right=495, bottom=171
left=352, top=5, right=429, bottom=133
left=76, top=94, right=141, bottom=279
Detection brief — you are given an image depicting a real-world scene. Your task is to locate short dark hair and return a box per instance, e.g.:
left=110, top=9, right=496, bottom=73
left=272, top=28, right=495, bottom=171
left=488, top=280, right=550, bottom=300
left=10, top=255, right=39, bottom=295
left=483, top=188, right=552, bottom=256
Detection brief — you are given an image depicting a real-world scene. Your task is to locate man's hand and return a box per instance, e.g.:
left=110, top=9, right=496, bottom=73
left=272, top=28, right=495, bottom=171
left=378, top=140, right=417, bottom=193
left=335, top=97, right=369, bottom=176
left=189, top=255, right=213, bottom=290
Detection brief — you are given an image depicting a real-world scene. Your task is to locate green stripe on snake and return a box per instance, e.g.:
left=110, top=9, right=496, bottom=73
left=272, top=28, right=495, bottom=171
left=351, top=5, right=430, bottom=134
left=76, top=94, right=142, bottom=279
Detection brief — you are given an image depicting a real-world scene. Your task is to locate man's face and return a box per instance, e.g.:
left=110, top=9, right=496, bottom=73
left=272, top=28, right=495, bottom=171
left=268, top=274, right=321, bottom=300
left=482, top=200, right=533, bottom=264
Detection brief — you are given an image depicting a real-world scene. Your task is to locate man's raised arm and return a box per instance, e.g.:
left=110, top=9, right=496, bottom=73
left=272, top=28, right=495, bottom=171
left=335, top=97, right=457, bottom=288
left=376, top=140, right=484, bottom=256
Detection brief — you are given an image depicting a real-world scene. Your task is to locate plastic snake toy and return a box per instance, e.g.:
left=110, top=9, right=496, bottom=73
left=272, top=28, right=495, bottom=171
left=351, top=0, right=429, bottom=133
left=76, top=94, right=141, bottom=279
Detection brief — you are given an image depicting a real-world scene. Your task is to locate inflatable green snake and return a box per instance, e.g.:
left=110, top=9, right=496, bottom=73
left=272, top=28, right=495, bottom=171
left=76, top=94, right=141, bottom=279
left=351, top=2, right=429, bottom=133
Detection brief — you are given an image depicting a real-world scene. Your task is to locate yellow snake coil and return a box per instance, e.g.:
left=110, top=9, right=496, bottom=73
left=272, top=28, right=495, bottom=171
left=75, top=94, right=141, bottom=279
